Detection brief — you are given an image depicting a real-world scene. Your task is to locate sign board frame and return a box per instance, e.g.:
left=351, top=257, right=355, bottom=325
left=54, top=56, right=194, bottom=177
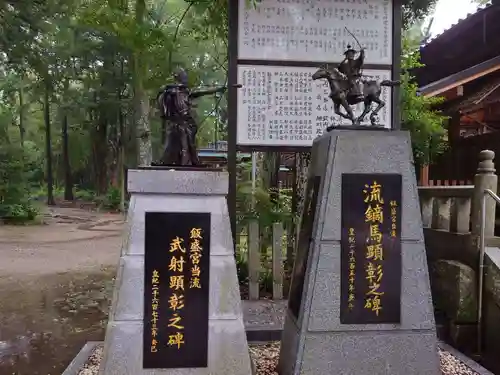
left=237, top=65, right=393, bottom=147
left=227, top=0, right=402, bottom=243
left=229, top=0, right=402, bottom=153
left=238, top=0, right=394, bottom=65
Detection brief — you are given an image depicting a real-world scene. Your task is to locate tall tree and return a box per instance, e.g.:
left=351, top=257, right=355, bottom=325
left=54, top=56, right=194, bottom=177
left=43, top=79, right=55, bottom=206
left=132, top=0, right=152, bottom=166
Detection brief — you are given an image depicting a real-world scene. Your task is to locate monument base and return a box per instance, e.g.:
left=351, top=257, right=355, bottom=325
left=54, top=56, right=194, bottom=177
left=279, top=130, right=440, bottom=375
left=99, top=169, right=252, bottom=375
left=148, top=162, right=215, bottom=170
left=326, top=124, right=388, bottom=132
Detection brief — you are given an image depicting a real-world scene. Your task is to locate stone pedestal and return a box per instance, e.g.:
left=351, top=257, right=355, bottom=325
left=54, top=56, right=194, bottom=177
left=99, top=168, right=253, bottom=375
left=278, top=130, right=440, bottom=375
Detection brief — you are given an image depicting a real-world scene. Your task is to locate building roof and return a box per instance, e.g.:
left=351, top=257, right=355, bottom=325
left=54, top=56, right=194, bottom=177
left=445, top=73, right=500, bottom=113
left=417, top=3, right=500, bottom=87
left=419, top=54, right=500, bottom=97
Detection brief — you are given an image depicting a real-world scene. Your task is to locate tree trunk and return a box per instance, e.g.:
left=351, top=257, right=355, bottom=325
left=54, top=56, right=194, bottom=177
left=270, top=152, right=280, bottom=203
left=62, top=113, right=74, bottom=201
left=18, top=89, right=24, bottom=145
left=93, top=118, right=109, bottom=194
left=118, top=108, right=126, bottom=212
left=135, top=85, right=152, bottom=165
left=44, top=81, right=55, bottom=206
left=133, top=0, right=152, bottom=166
left=286, top=153, right=299, bottom=269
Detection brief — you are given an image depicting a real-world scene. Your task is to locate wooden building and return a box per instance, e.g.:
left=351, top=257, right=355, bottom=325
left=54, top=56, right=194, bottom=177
left=417, top=1, right=500, bottom=185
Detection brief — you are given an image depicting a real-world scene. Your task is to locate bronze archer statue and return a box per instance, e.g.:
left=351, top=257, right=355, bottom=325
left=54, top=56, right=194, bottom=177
left=311, top=40, right=400, bottom=130
left=155, top=68, right=231, bottom=166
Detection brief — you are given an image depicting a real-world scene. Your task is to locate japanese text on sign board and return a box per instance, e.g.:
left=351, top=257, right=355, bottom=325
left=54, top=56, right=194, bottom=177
left=238, top=65, right=392, bottom=146
left=238, top=0, right=393, bottom=64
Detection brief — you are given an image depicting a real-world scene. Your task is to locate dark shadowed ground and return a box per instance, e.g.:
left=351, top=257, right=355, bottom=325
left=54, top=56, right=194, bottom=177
left=0, top=208, right=123, bottom=375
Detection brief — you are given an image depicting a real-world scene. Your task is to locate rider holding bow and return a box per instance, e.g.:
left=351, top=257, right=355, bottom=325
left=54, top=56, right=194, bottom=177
left=337, top=45, right=365, bottom=103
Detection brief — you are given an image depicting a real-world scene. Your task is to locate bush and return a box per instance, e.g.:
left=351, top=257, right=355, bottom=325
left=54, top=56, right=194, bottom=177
left=74, top=187, right=96, bottom=201
left=0, top=143, right=39, bottom=223
left=103, top=186, right=121, bottom=210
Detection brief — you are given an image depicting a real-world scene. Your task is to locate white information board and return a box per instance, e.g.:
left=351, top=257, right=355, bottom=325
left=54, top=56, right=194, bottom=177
left=238, top=0, right=393, bottom=65
left=237, top=65, right=392, bottom=147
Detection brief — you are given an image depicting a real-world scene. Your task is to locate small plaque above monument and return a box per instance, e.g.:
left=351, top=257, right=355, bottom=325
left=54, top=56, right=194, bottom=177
left=143, top=212, right=210, bottom=369
left=340, top=173, right=402, bottom=324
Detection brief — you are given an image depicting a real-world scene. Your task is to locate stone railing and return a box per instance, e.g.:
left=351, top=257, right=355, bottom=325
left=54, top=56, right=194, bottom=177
left=419, top=185, right=474, bottom=234
left=418, top=150, right=500, bottom=369
left=418, top=150, right=498, bottom=269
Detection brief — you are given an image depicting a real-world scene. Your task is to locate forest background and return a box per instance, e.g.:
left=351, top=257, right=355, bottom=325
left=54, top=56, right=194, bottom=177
left=0, top=0, right=488, bottom=227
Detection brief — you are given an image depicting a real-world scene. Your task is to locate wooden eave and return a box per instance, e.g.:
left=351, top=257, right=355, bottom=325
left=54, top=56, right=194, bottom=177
left=417, top=4, right=500, bottom=87
left=420, top=55, right=500, bottom=98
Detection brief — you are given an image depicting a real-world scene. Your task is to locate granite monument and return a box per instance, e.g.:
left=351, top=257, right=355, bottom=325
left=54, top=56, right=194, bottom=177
left=278, top=129, right=441, bottom=375
left=98, top=169, right=253, bottom=374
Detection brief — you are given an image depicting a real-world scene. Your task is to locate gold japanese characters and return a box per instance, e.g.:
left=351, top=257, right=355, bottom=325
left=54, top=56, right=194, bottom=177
left=363, top=181, right=385, bottom=317
left=341, top=173, right=401, bottom=324
left=149, top=227, right=205, bottom=353
left=150, top=270, right=160, bottom=353
left=347, top=227, right=356, bottom=310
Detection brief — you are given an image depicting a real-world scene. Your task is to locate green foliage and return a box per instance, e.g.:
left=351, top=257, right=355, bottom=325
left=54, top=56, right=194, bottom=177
left=101, top=186, right=122, bottom=210
left=236, top=161, right=293, bottom=228
left=0, top=0, right=447, bottom=227
left=471, top=0, right=491, bottom=5
left=401, top=37, right=448, bottom=165
left=74, top=188, right=95, bottom=202
left=402, top=0, right=439, bottom=27
left=0, top=143, right=39, bottom=223
left=235, top=250, right=249, bottom=286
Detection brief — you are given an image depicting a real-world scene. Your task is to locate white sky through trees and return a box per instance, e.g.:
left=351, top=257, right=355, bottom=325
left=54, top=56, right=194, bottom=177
left=429, top=0, right=484, bottom=36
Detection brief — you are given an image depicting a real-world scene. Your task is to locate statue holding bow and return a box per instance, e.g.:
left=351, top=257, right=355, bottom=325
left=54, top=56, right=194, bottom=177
left=337, top=44, right=365, bottom=104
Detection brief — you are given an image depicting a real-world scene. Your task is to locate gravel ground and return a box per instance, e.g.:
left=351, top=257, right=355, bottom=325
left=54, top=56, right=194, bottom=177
left=77, top=345, right=103, bottom=375
left=249, top=342, right=482, bottom=375
left=78, top=342, right=483, bottom=375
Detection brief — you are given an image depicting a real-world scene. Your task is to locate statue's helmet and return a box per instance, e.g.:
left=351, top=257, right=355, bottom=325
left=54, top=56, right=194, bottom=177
left=344, top=45, right=356, bottom=57
left=173, top=68, right=188, bottom=85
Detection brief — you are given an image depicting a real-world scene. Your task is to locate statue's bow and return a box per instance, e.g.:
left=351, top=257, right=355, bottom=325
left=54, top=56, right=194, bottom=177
left=344, top=27, right=364, bottom=76
left=344, top=27, right=362, bottom=52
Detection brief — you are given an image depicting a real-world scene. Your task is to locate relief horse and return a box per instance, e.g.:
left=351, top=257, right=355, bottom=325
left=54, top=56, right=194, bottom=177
left=311, top=66, right=400, bottom=128
left=357, top=76, right=400, bottom=126
left=311, top=66, right=356, bottom=128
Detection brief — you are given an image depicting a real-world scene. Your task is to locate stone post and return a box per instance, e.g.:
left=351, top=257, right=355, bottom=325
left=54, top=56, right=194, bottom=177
left=471, top=150, right=497, bottom=239
left=278, top=130, right=441, bottom=375
left=98, top=169, right=253, bottom=375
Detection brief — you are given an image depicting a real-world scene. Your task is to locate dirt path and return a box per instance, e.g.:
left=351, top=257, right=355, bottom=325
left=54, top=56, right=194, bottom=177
left=0, top=206, right=125, bottom=375
left=0, top=207, right=124, bottom=280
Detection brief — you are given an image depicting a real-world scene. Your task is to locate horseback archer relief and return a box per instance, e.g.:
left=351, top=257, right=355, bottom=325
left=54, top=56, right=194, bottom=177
left=311, top=28, right=400, bottom=130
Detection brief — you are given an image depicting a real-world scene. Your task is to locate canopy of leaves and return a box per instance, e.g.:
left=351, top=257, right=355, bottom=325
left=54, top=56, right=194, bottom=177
left=401, top=33, right=448, bottom=165
left=0, top=0, right=448, bottom=223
